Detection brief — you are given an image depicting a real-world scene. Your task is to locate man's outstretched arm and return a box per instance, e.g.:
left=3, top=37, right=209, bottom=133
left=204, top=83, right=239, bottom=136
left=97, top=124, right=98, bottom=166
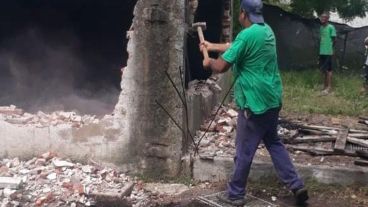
left=203, top=57, right=232, bottom=73
left=201, top=41, right=231, bottom=53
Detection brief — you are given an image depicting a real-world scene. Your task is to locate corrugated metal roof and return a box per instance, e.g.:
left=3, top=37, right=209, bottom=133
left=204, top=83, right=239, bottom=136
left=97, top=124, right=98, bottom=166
left=330, top=12, right=368, bottom=28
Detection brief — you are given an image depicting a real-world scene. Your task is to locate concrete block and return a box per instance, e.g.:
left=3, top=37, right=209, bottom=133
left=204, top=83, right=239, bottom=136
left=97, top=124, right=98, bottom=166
left=193, top=156, right=234, bottom=182
left=0, top=177, right=22, bottom=189
left=144, top=183, right=189, bottom=196
left=91, top=182, right=134, bottom=207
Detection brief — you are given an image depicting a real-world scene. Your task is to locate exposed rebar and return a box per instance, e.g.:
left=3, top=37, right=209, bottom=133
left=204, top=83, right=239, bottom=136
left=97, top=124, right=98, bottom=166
left=195, top=78, right=237, bottom=154
left=164, top=70, right=197, bottom=148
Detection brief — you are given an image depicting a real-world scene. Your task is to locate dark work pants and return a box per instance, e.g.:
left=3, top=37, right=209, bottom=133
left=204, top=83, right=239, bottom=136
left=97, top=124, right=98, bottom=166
left=363, top=64, right=368, bottom=84
left=227, top=108, right=304, bottom=199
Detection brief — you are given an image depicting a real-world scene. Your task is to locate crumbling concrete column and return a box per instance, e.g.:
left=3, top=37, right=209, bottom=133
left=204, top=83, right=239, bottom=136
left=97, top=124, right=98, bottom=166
left=222, top=0, right=233, bottom=42
left=114, top=0, right=185, bottom=177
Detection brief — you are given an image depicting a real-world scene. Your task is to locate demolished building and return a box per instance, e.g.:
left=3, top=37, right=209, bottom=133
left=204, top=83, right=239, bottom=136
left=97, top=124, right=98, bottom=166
left=0, top=0, right=234, bottom=178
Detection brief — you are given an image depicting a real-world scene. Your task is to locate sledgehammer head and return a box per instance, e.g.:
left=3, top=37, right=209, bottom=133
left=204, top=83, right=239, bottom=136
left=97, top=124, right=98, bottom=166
left=192, top=22, right=207, bottom=31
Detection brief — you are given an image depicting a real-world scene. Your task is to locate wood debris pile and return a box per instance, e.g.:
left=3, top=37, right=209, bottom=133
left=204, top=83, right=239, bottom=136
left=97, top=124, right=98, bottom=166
left=280, top=122, right=368, bottom=167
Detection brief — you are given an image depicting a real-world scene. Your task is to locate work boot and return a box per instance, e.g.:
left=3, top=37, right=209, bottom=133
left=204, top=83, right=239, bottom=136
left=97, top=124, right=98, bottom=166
left=217, top=192, right=246, bottom=206
left=293, top=188, right=309, bottom=205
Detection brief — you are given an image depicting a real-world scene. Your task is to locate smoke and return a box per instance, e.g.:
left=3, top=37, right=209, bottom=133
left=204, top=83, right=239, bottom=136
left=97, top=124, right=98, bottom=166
left=0, top=28, right=120, bottom=116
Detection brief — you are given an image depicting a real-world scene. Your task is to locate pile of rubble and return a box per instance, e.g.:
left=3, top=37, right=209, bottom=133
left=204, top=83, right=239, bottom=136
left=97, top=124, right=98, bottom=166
left=0, top=105, right=99, bottom=128
left=196, top=105, right=238, bottom=158
left=0, top=152, right=151, bottom=207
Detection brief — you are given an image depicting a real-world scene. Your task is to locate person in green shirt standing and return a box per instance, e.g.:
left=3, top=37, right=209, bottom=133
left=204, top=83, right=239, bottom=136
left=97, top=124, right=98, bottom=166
left=199, top=0, right=308, bottom=205
left=319, top=12, right=337, bottom=95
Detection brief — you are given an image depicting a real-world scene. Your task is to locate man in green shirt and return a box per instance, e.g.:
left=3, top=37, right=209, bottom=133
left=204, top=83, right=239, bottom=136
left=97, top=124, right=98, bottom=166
left=319, top=12, right=337, bottom=95
left=199, top=0, right=308, bottom=205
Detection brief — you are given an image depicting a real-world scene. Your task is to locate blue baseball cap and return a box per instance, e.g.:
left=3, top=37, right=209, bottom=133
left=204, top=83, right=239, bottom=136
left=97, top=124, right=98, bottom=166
left=241, top=0, right=264, bottom=24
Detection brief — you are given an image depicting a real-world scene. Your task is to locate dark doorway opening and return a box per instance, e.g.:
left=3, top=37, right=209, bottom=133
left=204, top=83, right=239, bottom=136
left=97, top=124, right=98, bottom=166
left=186, top=0, right=225, bottom=85
left=0, top=0, right=137, bottom=115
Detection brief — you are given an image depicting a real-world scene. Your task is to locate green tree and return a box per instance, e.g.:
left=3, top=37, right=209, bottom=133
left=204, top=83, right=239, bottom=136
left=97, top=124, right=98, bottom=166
left=289, top=0, right=368, bottom=20
left=233, top=0, right=241, bottom=36
left=233, top=0, right=368, bottom=34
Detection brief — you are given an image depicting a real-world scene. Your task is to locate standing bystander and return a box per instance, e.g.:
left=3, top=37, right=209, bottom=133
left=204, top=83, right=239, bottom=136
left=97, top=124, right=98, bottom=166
left=319, top=12, right=337, bottom=95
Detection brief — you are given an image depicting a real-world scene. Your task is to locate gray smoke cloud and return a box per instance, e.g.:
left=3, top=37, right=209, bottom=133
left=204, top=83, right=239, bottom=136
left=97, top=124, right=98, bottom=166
left=0, top=28, right=120, bottom=116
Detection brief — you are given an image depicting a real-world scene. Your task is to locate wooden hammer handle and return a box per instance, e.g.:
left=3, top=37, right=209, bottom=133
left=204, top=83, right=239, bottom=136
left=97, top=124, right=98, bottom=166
left=197, top=27, right=209, bottom=60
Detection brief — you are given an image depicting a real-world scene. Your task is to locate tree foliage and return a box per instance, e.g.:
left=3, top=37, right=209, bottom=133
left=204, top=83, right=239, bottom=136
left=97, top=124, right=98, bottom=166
left=289, top=0, right=368, bottom=20
left=233, top=0, right=242, bottom=36
left=233, top=0, right=368, bottom=36
left=235, top=0, right=368, bottom=20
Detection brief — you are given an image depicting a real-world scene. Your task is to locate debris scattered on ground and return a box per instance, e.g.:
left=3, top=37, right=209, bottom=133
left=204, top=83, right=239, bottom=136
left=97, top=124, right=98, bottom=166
left=0, top=152, right=151, bottom=207
left=282, top=123, right=368, bottom=166
left=195, top=104, right=368, bottom=167
left=0, top=105, right=99, bottom=128
left=196, top=105, right=237, bottom=159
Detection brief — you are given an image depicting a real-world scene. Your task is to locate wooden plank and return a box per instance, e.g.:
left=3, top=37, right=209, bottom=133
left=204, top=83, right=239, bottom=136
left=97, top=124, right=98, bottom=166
left=299, top=129, right=328, bottom=135
left=354, top=159, right=368, bottom=167
left=287, top=145, right=357, bottom=157
left=349, top=129, right=368, bottom=134
left=359, top=116, right=368, bottom=120
left=356, top=150, right=368, bottom=160
left=334, top=128, right=349, bottom=152
left=299, top=128, right=338, bottom=136
left=347, top=137, right=368, bottom=148
left=288, top=146, right=337, bottom=156
left=358, top=120, right=368, bottom=125
left=348, top=134, right=368, bottom=139
left=300, top=124, right=340, bottom=131
left=292, top=136, right=336, bottom=143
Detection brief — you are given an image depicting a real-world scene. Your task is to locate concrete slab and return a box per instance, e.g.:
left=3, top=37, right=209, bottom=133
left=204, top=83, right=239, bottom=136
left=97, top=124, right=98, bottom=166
left=193, top=156, right=368, bottom=186
left=198, top=191, right=277, bottom=207
left=0, top=177, right=22, bottom=189
left=144, top=183, right=189, bottom=196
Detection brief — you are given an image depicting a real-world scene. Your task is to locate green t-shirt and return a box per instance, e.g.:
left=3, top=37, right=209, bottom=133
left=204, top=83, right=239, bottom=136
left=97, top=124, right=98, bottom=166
left=320, top=24, right=337, bottom=55
left=222, top=24, right=282, bottom=115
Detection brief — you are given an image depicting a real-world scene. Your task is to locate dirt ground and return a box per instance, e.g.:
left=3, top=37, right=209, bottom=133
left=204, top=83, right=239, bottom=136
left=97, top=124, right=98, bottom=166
left=154, top=179, right=368, bottom=207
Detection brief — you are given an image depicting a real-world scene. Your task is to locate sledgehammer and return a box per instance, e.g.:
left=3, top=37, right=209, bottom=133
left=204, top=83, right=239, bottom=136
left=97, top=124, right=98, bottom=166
left=192, top=22, right=209, bottom=60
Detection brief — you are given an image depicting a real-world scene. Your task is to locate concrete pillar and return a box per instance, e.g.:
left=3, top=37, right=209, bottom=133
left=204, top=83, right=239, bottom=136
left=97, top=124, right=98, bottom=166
left=222, top=0, right=233, bottom=42
left=114, top=0, right=185, bottom=177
